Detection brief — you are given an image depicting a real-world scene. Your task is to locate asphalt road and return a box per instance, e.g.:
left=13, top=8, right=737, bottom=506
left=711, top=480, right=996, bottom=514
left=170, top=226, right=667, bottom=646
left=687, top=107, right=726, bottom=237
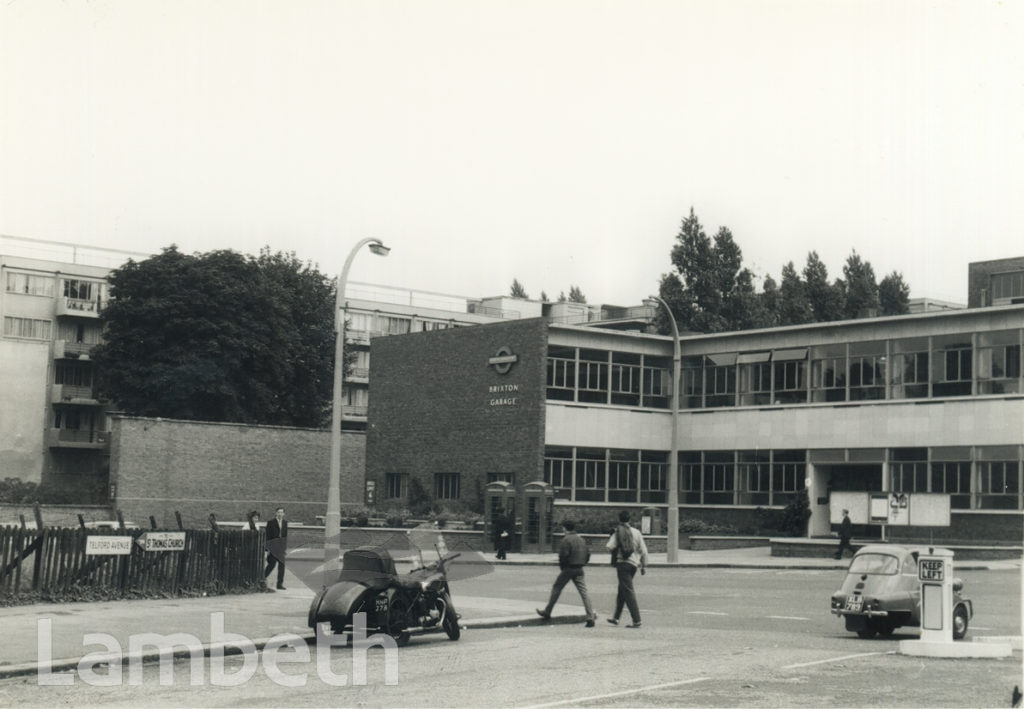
left=1, top=565, right=1020, bottom=708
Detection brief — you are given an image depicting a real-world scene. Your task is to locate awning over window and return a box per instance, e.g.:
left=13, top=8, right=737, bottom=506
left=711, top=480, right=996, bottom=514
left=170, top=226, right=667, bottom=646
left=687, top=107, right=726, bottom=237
left=737, top=352, right=770, bottom=364
left=705, top=352, right=738, bottom=366
left=772, top=348, right=808, bottom=361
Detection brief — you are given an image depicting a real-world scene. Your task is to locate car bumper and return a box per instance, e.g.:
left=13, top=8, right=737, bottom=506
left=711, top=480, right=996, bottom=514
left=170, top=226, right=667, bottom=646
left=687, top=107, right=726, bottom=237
left=831, top=608, right=890, bottom=618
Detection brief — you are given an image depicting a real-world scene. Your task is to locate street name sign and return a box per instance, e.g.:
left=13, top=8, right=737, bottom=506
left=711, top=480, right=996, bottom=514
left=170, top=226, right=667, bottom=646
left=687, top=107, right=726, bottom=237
left=85, top=536, right=133, bottom=555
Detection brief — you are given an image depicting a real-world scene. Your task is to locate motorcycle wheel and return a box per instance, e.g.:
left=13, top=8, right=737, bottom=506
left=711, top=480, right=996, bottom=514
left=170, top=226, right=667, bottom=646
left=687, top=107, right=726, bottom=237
left=390, top=630, right=411, bottom=647
left=441, top=593, right=460, bottom=641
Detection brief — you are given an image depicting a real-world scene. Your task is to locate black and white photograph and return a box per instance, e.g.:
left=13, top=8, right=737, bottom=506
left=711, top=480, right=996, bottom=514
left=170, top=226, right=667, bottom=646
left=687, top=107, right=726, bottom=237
left=1, top=1, right=1022, bottom=707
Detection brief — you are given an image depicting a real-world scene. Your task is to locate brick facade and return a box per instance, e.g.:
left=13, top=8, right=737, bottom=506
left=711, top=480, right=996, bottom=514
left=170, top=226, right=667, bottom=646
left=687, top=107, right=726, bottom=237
left=366, top=318, right=549, bottom=513
left=109, top=416, right=364, bottom=528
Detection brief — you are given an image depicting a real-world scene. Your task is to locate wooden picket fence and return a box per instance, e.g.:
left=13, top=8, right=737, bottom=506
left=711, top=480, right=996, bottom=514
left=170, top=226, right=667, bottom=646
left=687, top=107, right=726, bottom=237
left=0, top=524, right=266, bottom=598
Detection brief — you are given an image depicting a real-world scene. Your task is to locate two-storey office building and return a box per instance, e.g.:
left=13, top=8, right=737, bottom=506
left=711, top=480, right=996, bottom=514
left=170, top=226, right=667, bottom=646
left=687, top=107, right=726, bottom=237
left=365, top=302, right=1024, bottom=543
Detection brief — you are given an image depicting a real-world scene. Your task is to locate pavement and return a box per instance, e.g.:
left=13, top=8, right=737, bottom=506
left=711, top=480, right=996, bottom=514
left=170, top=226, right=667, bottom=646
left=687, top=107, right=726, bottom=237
left=1, top=546, right=1019, bottom=680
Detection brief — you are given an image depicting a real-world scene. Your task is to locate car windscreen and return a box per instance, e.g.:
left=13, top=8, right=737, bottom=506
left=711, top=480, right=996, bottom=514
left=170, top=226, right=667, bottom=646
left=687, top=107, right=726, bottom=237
left=848, top=553, right=899, bottom=575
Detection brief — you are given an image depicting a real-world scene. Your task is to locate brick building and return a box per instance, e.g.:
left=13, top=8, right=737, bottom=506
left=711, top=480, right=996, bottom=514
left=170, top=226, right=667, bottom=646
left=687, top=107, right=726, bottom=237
left=366, top=305, right=1024, bottom=544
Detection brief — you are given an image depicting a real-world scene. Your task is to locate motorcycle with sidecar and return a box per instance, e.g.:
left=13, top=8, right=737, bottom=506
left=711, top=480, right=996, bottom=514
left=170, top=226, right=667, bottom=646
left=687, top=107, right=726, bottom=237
left=308, top=544, right=461, bottom=646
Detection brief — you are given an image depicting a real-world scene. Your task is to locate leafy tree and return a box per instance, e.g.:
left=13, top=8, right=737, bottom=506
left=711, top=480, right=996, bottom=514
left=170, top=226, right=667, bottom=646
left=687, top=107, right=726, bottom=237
left=879, top=271, right=911, bottom=315
left=802, top=252, right=844, bottom=322
left=758, top=274, right=780, bottom=328
left=777, top=262, right=813, bottom=326
left=540, top=290, right=549, bottom=302
left=660, top=210, right=760, bottom=334
left=509, top=279, right=529, bottom=299
left=567, top=285, right=587, bottom=304
left=841, top=250, right=880, bottom=319
left=93, top=246, right=337, bottom=427
left=780, top=488, right=812, bottom=537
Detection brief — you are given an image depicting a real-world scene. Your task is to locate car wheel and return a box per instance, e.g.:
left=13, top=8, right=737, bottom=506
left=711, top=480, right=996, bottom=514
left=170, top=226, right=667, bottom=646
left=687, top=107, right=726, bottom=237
left=856, top=627, right=877, bottom=639
left=441, top=593, right=461, bottom=641
left=952, top=605, right=969, bottom=640
left=878, top=622, right=896, bottom=637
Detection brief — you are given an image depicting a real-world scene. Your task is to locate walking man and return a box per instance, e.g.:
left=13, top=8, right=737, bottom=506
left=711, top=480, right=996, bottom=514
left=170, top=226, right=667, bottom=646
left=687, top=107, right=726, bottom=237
left=835, top=508, right=854, bottom=560
left=537, top=520, right=597, bottom=627
left=606, top=510, right=648, bottom=628
left=264, top=507, right=288, bottom=590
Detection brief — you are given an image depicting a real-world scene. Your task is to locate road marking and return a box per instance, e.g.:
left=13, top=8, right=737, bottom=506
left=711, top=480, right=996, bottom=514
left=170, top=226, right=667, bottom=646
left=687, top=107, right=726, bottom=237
left=767, top=615, right=809, bottom=621
left=687, top=611, right=728, bottom=616
left=522, top=677, right=712, bottom=708
left=783, top=651, right=889, bottom=669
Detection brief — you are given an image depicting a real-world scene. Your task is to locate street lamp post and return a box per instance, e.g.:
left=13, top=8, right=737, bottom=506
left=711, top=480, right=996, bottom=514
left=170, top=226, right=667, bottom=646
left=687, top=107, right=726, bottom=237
left=646, top=296, right=680, bottom=563
left=325, top=238, right=390, bottom=585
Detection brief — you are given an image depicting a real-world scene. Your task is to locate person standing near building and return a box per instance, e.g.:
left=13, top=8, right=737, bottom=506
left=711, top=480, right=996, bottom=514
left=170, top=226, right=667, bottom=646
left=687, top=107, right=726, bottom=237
left=835, top=508, right=854, bottom=560
left=605, top=510, right=647, bottom=628
left=536, top=520, right=597, bottom=627
left=493, top=512, right=512, bottom=560
left=264, top=507, right=288, bottom=590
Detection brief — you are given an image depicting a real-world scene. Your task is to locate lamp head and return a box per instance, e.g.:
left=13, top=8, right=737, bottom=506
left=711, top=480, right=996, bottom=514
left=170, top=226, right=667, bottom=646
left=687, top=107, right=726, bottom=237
left=368, top=242, right=391, bottom=257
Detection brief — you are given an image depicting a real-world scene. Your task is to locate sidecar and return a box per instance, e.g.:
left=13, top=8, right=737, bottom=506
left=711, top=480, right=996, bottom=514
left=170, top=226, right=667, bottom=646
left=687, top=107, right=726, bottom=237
left=308, top=546, right=411, bottom=637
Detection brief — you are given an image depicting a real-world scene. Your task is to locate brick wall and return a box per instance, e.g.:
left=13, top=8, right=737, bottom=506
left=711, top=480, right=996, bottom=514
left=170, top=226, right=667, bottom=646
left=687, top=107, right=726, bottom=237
left=109, top=416, right=364, bottom=528
left=366, top=318, right=549, bottom=514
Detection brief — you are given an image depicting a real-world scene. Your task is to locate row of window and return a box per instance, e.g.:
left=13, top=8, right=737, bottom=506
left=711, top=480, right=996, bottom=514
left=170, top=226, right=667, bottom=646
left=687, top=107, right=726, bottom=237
left=347, top=312, right=463, bottom=338
left=5, top=273, right=105, bottom=301
left=384, top=471, right=514, bottom=501
left=546, top=329, right=1024, bottom=410
left=384, top=447, right=1022, bottom=510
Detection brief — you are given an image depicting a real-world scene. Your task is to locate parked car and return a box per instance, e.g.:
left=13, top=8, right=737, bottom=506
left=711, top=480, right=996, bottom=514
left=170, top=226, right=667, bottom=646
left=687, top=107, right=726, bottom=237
left=830, top=544, right=972, bottom=639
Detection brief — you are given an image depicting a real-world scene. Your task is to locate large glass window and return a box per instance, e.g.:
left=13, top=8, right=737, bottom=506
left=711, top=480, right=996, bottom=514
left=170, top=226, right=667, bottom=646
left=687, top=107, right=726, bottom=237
left=991, top=271, right=1024, bottom=302
left=889, top=448, right=928, bottom=492
left=640, top=451, right=667, bottom=504
left=892, top=337, right=929, bottom=399
left=738, top=353, right=771, bottom=406
left=641, top=357, right=671, bottom=409
left=932, top=334, right=972, bottom=397
left=543, top=447, right=573, bottom=499
left=703, top=451, right=734, bottom=505
left=577, top=350, right=609, bottom=404
left=608, top=449, right=638, bottom=503
left=737, top=450, right=770, bottom=505
left=610, top=353, right=641, bottom=406
left=379, top=316, right=411, bottom=336
left=680, top=452, right=702, bottom=504
left=772, top=349, right=807, bottom=404
left=772, top=450, right=805, bottom=506
left=574, top=448, right=606, bottom=502
left=811, top=344, right=846, bottom=402
left=704, top=353, right=737, bottom=408
left=848, top=341, right=886, bottom=401
left=63, top=279, right=96, bottom=301
left=6, top=272, right=54, bottom=297
left=546, top=346, right=576, bottom=402
left=977, top=330, right=1021, bottom=395
left=3, top=316, right=51, bottom=340
left=680, top=356, right=703, bottom=409
left=976, top=446, right=1021, bottom=510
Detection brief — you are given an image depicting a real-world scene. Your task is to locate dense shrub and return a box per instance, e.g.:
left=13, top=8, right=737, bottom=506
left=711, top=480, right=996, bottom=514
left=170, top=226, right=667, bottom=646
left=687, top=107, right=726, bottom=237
left=0, top=477, right=105, bottom=505
left=678, top=518, right=740, bottom=536
left=779, top=489, right=812, bottom=537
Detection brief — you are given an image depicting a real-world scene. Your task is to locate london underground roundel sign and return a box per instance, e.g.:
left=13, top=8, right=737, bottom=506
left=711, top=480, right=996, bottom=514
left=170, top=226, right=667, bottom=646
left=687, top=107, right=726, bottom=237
left=488, top=346, right=518, bottom=375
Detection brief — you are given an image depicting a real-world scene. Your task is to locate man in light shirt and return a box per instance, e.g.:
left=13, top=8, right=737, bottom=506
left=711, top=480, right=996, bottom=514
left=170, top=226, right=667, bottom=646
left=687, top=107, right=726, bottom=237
left=605, top=510, right=648, bottom=628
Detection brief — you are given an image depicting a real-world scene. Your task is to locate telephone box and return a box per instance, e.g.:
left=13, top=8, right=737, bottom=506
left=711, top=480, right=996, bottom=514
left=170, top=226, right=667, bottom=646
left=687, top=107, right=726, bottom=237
left=641, top=507, right=663, bottom=536
left=521, top=481, right=555, bottom=553
left=485, top=481, right=516, bottom=551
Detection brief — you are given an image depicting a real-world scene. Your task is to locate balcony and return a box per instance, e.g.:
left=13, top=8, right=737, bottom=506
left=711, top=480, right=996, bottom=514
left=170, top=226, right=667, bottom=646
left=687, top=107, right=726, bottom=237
left=348, top=367, right=369, bottom=383
left=56, top=297, right=103, bottom=318
left=347, top=330, right=371, bottom=345
left=54, top=340, right=95, bottom=359
left=46, top=428, right=109, bottom=449
left=51, top=384, right=100, bottom=405
left=342, top=404, right=368, bottom=418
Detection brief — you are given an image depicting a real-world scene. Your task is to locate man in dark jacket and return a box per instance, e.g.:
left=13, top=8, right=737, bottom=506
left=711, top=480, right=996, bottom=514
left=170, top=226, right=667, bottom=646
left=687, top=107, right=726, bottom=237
left=264, top=507, right=288, bottom=590
left=835, top=508, right=853, bottom=559
left=536, top=520, right=597, bottom=627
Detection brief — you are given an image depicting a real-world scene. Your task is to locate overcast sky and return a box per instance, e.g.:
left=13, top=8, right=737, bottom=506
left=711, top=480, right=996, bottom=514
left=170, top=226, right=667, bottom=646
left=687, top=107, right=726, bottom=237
left=1, top=0, right=1021, bottom=306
